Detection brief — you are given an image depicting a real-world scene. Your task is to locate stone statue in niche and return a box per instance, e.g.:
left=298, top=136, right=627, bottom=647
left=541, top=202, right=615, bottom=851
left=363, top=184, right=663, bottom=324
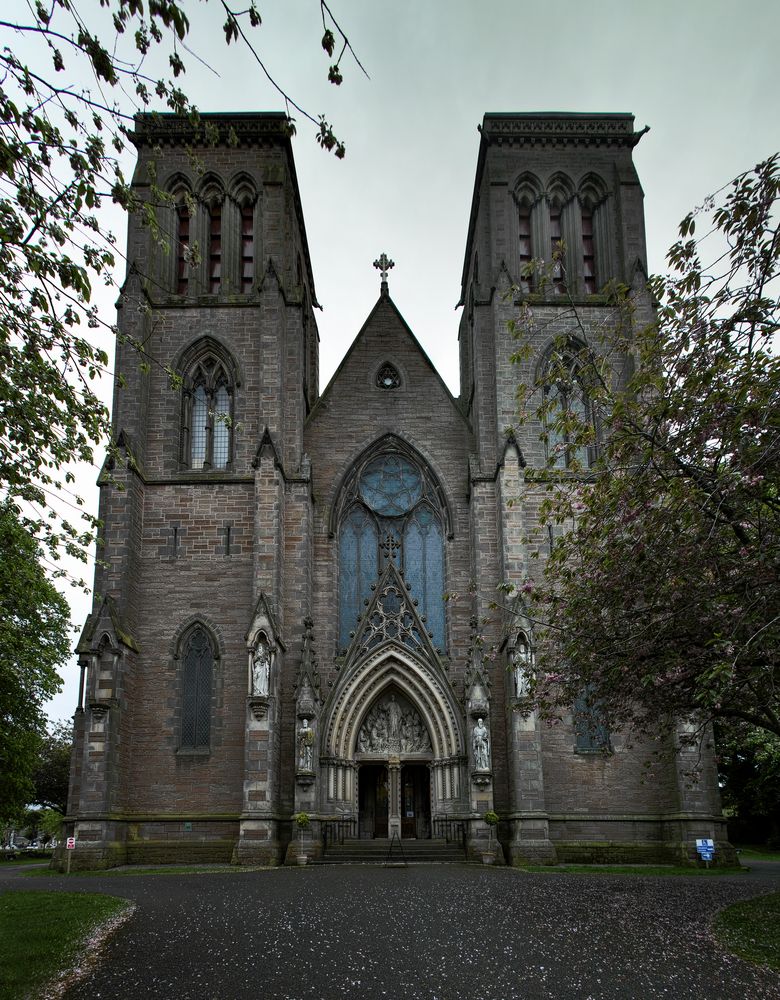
left=298, top=718, right=314, bottom=771
left=356, top=694, right=432, bottom=754
left=510, top=639, right=531, bottom=699
left=252, top=636, right=271, bottom=697
left=472, top=717, right=490, bottom=771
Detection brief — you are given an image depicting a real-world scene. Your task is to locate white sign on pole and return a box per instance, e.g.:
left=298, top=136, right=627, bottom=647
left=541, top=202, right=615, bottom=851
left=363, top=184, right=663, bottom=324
left=66, top=837, right=76, bottom=850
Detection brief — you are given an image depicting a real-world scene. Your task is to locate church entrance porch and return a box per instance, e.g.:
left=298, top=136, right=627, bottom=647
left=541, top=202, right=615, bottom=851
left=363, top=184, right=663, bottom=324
left=358, top=764, right=389, bottom=838
left=401, top=764, right=431, bottom=839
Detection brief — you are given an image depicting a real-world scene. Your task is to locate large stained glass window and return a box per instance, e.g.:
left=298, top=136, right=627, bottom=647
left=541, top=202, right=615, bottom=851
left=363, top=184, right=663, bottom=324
left=339, top=452, right=446, bottom=652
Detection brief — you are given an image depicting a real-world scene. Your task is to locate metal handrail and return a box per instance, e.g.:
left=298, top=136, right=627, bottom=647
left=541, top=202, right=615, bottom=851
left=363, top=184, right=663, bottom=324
left=433, top=817, right=467, bottom=853
left=323, top=817, right=357, bottom=850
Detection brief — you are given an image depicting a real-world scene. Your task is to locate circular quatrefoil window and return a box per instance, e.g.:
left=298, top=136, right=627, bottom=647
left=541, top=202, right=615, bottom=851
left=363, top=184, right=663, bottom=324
left=359, top=455, right=422, bottom=515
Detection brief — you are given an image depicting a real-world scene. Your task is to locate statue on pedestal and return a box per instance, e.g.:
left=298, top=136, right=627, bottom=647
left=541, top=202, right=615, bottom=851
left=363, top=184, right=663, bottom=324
left=472, top=717, right=490, bottom=771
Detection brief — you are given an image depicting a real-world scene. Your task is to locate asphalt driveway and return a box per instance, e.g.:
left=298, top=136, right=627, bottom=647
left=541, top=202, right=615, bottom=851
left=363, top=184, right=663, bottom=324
left=3, top=863, right=779, bottom=1000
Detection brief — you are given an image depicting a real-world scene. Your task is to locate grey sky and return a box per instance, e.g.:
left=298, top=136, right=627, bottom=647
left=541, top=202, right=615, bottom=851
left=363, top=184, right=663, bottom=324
left=38, top=0, right=779, bottom=719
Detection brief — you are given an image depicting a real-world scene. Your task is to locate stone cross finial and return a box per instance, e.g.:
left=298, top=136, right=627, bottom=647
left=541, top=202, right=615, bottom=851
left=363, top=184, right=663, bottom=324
left=373, top=252, right=395, bottom=292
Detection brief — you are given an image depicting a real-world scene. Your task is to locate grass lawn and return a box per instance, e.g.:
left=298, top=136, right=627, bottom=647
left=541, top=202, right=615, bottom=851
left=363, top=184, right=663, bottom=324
left=517, top=864, right=745, bottom=876
left=0, top=891, right=130, bottom=1000
left=0, top=855, right=53, bottom=866
left=23, top=863, right=271, bottom=878
left=735, top=845, right=780, bottom=863
left=714, top=892, right=780, bottom=970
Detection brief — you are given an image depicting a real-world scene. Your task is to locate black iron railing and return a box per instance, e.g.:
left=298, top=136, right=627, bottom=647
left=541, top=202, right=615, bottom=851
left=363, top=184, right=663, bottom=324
left=433, top=817, right=467, bottom=853
left=322, top=817, right=357, bottom=850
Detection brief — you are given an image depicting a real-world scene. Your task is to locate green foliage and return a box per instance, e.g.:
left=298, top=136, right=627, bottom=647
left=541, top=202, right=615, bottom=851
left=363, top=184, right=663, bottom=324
left=294, top=811, right=311, bottom=828
left=0, top=891, right=130, bottom=1000
left=32, top=720, right=73, bottom=815
left=714, top=892, right=780, bottom=970
left=511, top=155, right=780, bottom=741
left=0, top=2, right=359, bottom=573
left=717, top=722, right=780, bottom=827
left=483, top=810, right=499, bottom=826
left=0, top=503, right=70, bottom=822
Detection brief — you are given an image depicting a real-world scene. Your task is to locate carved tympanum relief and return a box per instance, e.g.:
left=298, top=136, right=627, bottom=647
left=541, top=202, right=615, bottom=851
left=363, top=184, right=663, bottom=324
left=356, top=692, right=432, bottom=755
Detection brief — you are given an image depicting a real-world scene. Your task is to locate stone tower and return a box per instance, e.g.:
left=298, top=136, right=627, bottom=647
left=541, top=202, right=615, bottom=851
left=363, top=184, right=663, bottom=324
left=65, top=112, right=728, bottom=869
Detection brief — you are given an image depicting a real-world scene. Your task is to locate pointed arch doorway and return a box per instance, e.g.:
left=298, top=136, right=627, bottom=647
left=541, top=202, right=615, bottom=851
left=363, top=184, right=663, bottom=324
left=354, top=686, right=434, bottom=839
left=320, top=643, right=467, bottom=838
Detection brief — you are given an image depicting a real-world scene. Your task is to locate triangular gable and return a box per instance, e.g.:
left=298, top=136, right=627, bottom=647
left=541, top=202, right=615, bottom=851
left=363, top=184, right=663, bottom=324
left=246, top=591, right=285, bottom=652
left=76, top=595, right=139, bottom=655
left=342, top=559, right=442, bottom=671
left=307, top=292, right=470, bottom=430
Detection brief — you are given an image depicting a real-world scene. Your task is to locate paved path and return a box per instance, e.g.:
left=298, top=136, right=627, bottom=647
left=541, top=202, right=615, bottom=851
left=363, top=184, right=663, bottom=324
left=3, top=863, right=779, bottom=1000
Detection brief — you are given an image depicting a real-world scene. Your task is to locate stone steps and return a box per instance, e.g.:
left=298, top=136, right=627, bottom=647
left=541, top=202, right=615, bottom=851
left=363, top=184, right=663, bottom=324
left=320, top=838, right=466, bottom=865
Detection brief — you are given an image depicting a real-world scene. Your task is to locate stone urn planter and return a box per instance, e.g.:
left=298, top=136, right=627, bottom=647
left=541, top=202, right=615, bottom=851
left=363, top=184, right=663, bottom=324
left=482, top=809, right=499, bottom=866
left=294, top=811, right=310, bottom=867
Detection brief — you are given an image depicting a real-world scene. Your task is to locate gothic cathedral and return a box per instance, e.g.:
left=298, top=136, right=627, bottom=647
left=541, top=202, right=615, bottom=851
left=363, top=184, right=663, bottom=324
left=66, top=112, right=727, bottom=868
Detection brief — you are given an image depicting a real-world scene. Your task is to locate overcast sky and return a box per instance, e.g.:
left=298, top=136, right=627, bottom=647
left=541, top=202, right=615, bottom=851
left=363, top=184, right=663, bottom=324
left=38, top=0, right=779, bottom=720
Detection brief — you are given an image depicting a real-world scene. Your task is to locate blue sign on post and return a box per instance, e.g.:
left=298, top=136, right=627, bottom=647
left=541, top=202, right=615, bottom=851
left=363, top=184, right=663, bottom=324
left=696, top=838, right=715, bottom=864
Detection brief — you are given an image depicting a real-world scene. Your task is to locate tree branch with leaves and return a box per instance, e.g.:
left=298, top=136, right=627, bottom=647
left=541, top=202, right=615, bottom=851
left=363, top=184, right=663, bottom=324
left=508, top=155, right=779, bottom=741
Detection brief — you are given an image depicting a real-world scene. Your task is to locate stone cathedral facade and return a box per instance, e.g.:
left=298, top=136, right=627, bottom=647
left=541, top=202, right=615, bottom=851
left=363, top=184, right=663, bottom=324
left=65, top=112, right=727, bottom=868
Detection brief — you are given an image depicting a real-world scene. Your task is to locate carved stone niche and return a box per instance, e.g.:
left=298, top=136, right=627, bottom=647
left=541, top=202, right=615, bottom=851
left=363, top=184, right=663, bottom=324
left=471, top=770, right=492, bottom=789
left=468, top=681, right=489, bottom=719
left=248, top=696, right=270, bottom=721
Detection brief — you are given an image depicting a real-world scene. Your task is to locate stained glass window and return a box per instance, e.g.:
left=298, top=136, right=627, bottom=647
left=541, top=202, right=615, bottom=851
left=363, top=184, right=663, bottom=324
left=403, top=506, right=445, bottom=649
left=339, top=506, right=379, bottom=649
left=339, top=453, right=447, bottom=653
left=181, top=627, right=213, bottom=748
left=359, top=456, right=422, bottom=515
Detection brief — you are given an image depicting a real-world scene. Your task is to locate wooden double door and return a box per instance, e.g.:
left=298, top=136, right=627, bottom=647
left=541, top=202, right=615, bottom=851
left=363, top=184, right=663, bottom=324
left=358, top=763, right=431, bottom=839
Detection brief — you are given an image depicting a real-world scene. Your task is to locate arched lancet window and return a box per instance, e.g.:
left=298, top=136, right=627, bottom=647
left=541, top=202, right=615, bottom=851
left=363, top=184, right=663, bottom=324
left=512, top=172, right=542, bottom=293
left=403, top=504, right=445, bottom=647
left=179, top=339, right=237, bottom=471
left=578, top=174, right=610, bottom=296
left=543, top=345, right=591, bottom=470
left=338, top=451, right=447, bottom=652
left=574, top=689, right=610, bottom=752
left=546, top=174, right=575, bottom=297
left=180, top=626, right=214, bottom=749
left=338, top=506, right=379, bottom=649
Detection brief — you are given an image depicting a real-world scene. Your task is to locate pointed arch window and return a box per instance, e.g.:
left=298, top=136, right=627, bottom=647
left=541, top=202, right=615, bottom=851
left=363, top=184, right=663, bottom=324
left=179, top=341, right=237, bottom=471
left=543, top=347, right=592, bottom=469
left=549, top=200, right=566, bottom=295
left=574, top=690, right=610, bottom=752
left=240, top=200, right=254, bottom=292
left=180, top=626, right=214, bottom=749
left=581, top=206, right=596, bottom=294
left=338, top=451, right=447, bottom=652
left=208, top=202, right=222, bottom=293
left=176, top=202, right=190, bottom=295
